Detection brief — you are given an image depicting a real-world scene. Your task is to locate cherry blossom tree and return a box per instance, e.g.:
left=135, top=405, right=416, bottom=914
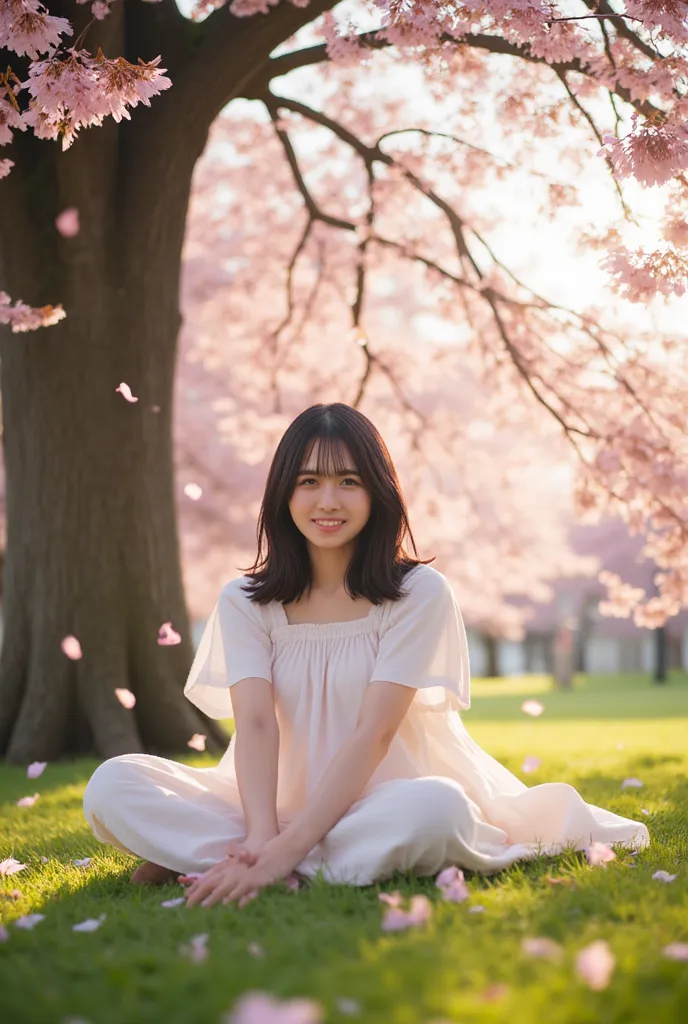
left=1, top=0, right=687, bottom=762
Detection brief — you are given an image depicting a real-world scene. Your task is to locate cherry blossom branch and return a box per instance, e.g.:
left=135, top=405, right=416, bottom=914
left=581, top=0, right=664, bottom=62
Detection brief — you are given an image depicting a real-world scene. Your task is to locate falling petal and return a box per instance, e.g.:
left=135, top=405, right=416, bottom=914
left=522, top=755, right=541, bottom=773
left=158, top=621, right=182, bottom=646
left=179, top=932, right=209, bottom=963
left=116, top=382, right=138, bottom=403
left=222, top=991, right=324, bottom=1023
left=585, top=841, right=616, bottom=867
left=14, top=914, right=45, bottom=930
left=247, top=941, right=265, bottom=958
left=161, top=897, right=186, bottom=908
left=151, top=405, right=161, bottom=413
left=27, top=761, right=47, bottom=780
left=55, top=207, right=80, bottom=238
left=652, top=870, right=678, bottom=883
left=521, top=700, right=544, bottom=717
left=0, top=924, right=9, bottom=942
left=187, top=733, right=206, bottom=752
left=72, top=914, right=106, bottom=932
left=61, top=636, right=83, bottom=660
left=16, top=793, right=40, bottom=808
left=575, top=939, right=615, bottom=990
left=0, top=858, right=27, bottom=876
left=621, top=777, right=643, bottom=789
left=663, top=943, right=688, bottom=961
left=522, top=936, right=563, bottom=960
left=334, top=998, right=361, bottom=1016
left=184, top=483, right=203, bottom=501
left=73, top=858, right=92, bottom=869
left=115, top=688, right=136, bottom=709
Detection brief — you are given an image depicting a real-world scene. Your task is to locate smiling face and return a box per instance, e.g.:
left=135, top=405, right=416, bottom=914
left=288, top=439, right=372, bottom=551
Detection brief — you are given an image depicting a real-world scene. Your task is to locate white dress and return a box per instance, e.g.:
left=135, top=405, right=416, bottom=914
left=83, top=564, right=650, bottom=884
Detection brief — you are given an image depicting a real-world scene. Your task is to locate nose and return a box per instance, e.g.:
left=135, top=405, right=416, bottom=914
left=317, top=482, right=340, bottom=510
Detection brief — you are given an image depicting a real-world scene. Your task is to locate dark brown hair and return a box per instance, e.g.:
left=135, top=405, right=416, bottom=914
left=239, top=403, right=434, bottom=606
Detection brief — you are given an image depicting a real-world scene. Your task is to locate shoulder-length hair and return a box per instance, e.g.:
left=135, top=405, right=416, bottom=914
left=239, top=403, right=434, bottom=606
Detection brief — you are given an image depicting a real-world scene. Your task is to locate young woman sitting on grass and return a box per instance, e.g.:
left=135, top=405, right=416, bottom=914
left=83, top=403, right=650, bottom=908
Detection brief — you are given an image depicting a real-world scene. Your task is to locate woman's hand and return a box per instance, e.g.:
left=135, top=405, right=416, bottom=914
left=225, top=826, right=278, bottom=866
left=184, top=836, right=301, bottom=909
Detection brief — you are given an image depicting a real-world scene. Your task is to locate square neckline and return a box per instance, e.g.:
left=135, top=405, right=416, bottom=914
left=278, top=601, right=379, bottom=629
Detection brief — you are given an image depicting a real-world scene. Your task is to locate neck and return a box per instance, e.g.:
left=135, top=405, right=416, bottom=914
left=306, top=540, right=356, bottom=593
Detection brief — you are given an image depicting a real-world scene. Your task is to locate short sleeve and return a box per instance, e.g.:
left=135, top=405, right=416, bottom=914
left=183, top=578, right=273, bottom=720
left=370, top=566, right=470, bottom=712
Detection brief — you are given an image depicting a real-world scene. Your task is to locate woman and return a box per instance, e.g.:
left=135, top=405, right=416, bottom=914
left=83, top=403, right=650, bottom=908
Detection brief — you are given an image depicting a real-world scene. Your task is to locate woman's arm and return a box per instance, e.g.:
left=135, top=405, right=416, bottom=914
left=264, top=680, right=416, bottom=866
left=231, top=677, right=280, bottom=840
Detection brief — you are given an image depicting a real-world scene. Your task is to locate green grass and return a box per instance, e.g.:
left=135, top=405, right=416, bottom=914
left=1, top=672, right=687, bottom=1024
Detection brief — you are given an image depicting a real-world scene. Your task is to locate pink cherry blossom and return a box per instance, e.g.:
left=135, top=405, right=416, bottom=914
left=521, top=700, right=544, bottom=717
left=187, top=733, right=206, bottom=751
left=222, top=991, right=324, bottom=1024
left=600, top=118, right=688, bottom=188
left=14, top=913, right=45, bottom=930
left=157, top=621, right=182, bottom=645
left=184, top=483, right=203, bottom=501
left=575, top=939, right=616, bottom=991
left=0, top=0, right=72, bottom=61
left=55, top=207, right=80, bottom=238
left=0, top=96, right=24, bottom=145
left=16, top=793, right=39, bottom=807
left=0, top=291, right=65, bottom=331
left=179, top=932, right=209, bottom=963
left=27, top=761, right=46, bottom=779
left=380, top=893, right=432, bottom=931
left=73, top=858, right=92, bottom=869
left=522, top=755, right=541, bottom=773
left=436, top=865, right=469, bottom=903
left=115, top=382, right=138, bottom=403
left=0, top=889, right=23, bottom=900
left=663, top=943, right=688, bottom=961
left=585, top=842, right=617, bottom=867
left=521, top=936, right=563, bottom=960
left=161, top=897, right=185, bottom=908
left=0, top=857, right=27, bottom=876
left=0, top=157, right=14, bottom=177
left=115, top=687, right=136, bottom=709
left=61, top=635, right=82, bottom=660
left=72, top=913, right=106, bottom=932
left=603, top=247, right=688, bottom=302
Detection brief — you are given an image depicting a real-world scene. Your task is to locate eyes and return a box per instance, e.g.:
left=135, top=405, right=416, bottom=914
left=298, top=477, right=361, bottom=487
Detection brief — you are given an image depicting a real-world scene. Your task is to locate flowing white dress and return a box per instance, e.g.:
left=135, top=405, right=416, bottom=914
left=83, top=564, right=650, bottom=883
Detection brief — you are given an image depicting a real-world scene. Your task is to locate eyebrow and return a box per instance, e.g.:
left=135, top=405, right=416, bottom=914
left=297, top=468, right=361, bottom=476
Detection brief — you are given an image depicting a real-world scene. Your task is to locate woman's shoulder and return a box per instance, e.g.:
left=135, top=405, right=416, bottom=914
left=401, top=562, right=451, bottom=597
left=219, top=576, right=272, bottom=623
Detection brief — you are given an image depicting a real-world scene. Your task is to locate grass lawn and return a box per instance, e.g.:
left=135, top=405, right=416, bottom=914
left=1, top=671, right=687, bottom=1024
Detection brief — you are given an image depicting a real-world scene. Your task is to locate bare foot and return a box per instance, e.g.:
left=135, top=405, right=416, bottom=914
left=129, top=860, right=180, bottom=886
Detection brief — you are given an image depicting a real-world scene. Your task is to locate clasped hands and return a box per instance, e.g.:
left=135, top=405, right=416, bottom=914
left=180, top=831, right=300, bottom=909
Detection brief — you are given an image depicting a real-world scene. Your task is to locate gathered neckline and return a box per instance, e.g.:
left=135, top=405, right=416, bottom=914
left=270, top=601, right=383, bottom=641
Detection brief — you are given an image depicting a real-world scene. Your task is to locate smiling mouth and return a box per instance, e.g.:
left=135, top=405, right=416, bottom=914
left=312, top=519, right=345, bottom=526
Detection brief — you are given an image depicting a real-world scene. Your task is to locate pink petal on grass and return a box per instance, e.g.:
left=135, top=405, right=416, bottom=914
left=0, top=923, right=9, bottom=942
left=247, top=941, right=265, bottom=958
left=40, top=856, right=49, bottom=864
left=575, top=939, right=615, bottom=990
left=0, top=858, right=27, bottom=876
left=521, top=700, right=544, bottom=717
left=468, top=905, right=486, bottom=913
left=16, top=794, right=39, bottom=808
left=522, top=936, right=563, bottom=960
left=73, top=858, right=92, bottom=869
left=187, top=733, right=206, bottom=752
left=61, top=636, right=83, bottom=660
left=55, top=207, right=80, bottom=238
left=158, top=621, right=182, bottom=646
left=115, top=382, right=138, bottom=403
left=222, top=991, right=324, bottom=1024
left=381, top=894, right=432, bottom=932
left=436, top=865, right=469, bottom=904
left=72, top=913, right=106, bottom=932
left=179, top=932, right=209, bottom=963
left=585, top=841, right=617, bottom=867
left=115, top=688, right=136, bottom=709
left=161, top=897, right=185, bottom=908
left=334, top=998, right=361, bottom=1016
left=663, top=943, right=688, bottom=961
left=621, top=777, right=643, bottom=789
left=27, top=761, right=47, bottom=780
left=522, top=755, right=542, bottom=773
left=14, top=914, right=45, bottom=930
left=378, top=891, right=403, bottom=908
left=652, top=870, right=677, bottom=883
left=184, top=483, right=203, bottom=501
left=641, top=808, right=650, bottom=815
left=0, top=889, right=23, bottom=901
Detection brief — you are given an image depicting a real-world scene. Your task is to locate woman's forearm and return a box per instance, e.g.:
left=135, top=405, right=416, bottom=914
left=271, top=727, right=389, bottom=864
left=234, top=717, right=280, bottom=838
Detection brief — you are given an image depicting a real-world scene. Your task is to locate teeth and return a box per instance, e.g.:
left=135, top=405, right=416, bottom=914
left=314, top=520, right=343, bottom=525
